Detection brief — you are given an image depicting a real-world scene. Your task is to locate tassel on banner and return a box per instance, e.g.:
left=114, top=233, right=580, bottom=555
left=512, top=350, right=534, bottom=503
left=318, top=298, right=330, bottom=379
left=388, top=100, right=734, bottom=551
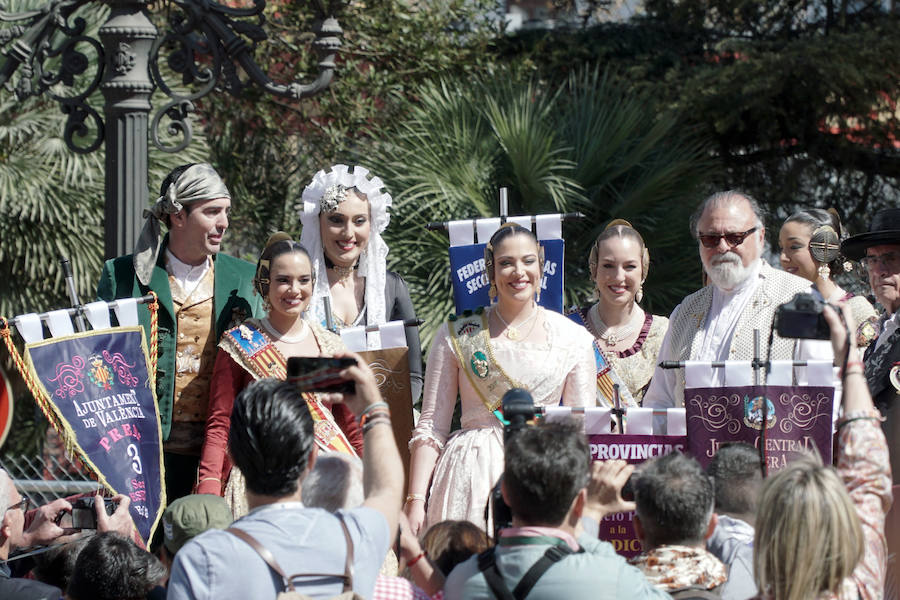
left=0, top=316, right=73, bottom=460
left=148, top=292, right=159, bottom=391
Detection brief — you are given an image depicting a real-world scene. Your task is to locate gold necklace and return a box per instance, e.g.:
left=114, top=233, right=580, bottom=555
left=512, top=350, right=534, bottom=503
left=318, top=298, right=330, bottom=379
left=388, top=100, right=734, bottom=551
left=494, top=305, right=539, bottom=341
left=330, top=264, right=355, bottom=284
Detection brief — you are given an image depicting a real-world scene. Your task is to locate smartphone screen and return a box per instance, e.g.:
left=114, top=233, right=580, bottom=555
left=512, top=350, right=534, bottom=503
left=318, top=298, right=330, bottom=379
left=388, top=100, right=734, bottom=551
left=286, top=357, right=357, bottom=394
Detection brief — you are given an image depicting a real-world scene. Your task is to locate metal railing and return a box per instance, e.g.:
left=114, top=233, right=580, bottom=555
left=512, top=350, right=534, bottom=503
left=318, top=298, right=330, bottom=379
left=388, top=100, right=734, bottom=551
left=0, top=454, right=100, bottom=507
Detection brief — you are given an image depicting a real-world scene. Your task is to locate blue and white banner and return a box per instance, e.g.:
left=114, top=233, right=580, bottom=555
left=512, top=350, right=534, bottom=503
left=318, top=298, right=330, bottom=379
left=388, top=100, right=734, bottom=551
left=448, top=214, right=565, bottom=314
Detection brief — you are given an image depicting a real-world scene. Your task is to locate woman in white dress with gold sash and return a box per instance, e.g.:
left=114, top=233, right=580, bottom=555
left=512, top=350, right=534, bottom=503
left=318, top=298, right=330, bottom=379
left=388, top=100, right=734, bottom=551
left=404, top=224, right=596, bottom=535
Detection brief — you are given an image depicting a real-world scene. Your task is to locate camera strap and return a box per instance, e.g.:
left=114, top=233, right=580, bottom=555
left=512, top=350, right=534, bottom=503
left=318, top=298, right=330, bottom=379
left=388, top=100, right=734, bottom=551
left=477, top=544, right=580, bottom=600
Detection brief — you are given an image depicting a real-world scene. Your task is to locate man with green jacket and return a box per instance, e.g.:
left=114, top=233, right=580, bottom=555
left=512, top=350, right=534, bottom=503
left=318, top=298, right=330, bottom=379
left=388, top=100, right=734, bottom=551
left=97, top=163, right=261, bottom=501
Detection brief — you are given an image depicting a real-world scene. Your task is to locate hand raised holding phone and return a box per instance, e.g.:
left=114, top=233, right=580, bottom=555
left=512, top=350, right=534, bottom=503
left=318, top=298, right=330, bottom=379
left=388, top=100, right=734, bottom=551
left=287, top=352, right=383, bottom=418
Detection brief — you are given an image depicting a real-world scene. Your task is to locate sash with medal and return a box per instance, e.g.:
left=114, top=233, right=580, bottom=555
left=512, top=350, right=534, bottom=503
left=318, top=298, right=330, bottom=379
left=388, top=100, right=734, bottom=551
left=447, top=309, right=524, bottom=419
left=220, top=320, right=357, bottom=456
left=567, top=307, right=636, bottom=408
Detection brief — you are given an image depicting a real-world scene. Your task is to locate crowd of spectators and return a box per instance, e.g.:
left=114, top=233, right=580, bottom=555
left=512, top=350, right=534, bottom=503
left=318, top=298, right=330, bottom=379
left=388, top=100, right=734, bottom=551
left=1, top=299, right=895, bottom=599
left=2, top=178, right=896, bottom=599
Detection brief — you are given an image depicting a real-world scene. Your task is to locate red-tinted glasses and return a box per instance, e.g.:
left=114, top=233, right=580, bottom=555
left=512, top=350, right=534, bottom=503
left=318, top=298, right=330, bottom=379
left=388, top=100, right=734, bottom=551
left=698, top=227, right=759, bottom=249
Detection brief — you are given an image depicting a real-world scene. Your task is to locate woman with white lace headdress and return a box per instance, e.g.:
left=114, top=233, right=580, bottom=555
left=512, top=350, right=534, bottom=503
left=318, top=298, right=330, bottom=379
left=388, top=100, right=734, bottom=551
left=299, top=165, right=424, bottom=402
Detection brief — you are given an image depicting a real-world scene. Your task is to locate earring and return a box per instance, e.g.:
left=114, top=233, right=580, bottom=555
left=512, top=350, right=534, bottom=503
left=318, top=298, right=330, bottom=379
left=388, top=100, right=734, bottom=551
left=535, top=286, right=541, bottom=303
left=635, top=285, right=644, bottom=304
left=263, top=298, right=272, bottom=312
left=488, top=282, right=497, bottom=302
left=817, top=264, right=831, bottom=280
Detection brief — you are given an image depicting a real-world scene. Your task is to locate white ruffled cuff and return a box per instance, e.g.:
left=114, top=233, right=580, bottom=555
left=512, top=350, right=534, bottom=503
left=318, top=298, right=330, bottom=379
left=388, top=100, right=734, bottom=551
left=408, top=429, right=445, bottom=452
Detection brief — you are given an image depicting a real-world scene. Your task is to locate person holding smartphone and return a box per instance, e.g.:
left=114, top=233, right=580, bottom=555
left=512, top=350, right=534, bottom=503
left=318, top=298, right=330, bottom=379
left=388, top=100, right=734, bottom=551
left=196, top=233, right=362, bottom=516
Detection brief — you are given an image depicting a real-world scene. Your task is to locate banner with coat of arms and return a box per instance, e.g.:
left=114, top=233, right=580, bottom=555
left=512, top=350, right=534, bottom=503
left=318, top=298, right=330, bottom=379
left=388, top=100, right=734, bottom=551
left=23, top=327, right=165, bottom=544
left=685, top=384, right=834, bottom=472
left=2, top=300, right=164, bottom=546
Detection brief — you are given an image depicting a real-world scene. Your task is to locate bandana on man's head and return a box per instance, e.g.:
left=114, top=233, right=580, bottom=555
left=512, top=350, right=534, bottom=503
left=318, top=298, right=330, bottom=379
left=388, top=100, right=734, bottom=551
left=133, top=163, right=231, bottom=286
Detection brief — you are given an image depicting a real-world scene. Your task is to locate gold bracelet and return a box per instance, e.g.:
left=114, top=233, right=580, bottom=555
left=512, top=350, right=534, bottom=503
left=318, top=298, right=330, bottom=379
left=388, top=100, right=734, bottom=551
left=405, top=493, right=426, bottom=504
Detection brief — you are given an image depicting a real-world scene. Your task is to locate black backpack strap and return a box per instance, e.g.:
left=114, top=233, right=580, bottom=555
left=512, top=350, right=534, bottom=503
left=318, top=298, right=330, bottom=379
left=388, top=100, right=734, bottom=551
left=670, top=586, right=722, bottom=600
left=511, top=545, right=575, bottom=599
left=478, top=544, right=579, bottom=600
left=477, top=548, right=515, bottom=600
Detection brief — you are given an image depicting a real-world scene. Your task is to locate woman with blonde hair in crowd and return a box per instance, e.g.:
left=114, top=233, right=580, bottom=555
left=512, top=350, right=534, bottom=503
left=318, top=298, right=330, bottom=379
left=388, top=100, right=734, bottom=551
left=751, top=302, right=892, bottom=600
left=568, top=219, right=669, bottom=405
left=779, top=208, right=878, bottom=349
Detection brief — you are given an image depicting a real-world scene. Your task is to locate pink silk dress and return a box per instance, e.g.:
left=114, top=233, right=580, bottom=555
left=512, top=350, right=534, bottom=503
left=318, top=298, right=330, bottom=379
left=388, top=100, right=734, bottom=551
left=410, top=309, right=597, bottom=532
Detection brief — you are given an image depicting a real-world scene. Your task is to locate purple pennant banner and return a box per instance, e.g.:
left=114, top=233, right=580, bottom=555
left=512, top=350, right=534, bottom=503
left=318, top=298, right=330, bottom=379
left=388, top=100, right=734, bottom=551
left=588, top=434, right=687, bottom=559
left=24, top=328, right=164, bottom=545
left=685, top=385, right=834, bottom=472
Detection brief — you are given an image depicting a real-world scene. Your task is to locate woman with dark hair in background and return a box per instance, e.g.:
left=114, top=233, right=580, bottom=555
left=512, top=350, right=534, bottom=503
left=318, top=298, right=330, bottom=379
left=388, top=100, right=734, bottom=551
left=779, top=208, right=878, bottom=349
left=299, top=165, right=424, bottom=402
left=196, top=233, right=360, bottom=516
left=404, top=223, right=596, bottom=535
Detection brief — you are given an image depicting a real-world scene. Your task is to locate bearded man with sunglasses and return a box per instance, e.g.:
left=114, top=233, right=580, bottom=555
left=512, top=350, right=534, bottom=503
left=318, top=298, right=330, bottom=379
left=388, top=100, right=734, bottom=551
left=645, top=190, right=834, bottom=409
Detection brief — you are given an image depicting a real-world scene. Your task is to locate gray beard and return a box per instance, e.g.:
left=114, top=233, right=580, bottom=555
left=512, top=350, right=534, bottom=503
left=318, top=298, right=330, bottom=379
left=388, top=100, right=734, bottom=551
left=705, top=254, right=753, bottom=290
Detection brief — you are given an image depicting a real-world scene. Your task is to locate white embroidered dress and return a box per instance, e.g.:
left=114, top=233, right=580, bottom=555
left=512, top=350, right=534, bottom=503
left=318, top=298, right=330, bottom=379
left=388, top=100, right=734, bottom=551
left=410, top=309, right=596, bottom=532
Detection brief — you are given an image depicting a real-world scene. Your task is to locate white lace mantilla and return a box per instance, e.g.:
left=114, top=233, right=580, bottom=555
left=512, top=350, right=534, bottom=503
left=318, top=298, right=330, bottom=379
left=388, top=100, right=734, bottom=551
left=298, top=164, right=392, bottom=350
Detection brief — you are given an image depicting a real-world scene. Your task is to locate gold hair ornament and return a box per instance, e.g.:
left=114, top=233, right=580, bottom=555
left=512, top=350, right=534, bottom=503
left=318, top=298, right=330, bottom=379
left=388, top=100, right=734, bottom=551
left=809, top=225, right=841, bottom=265
left=254, top=231, right=294, bottom=296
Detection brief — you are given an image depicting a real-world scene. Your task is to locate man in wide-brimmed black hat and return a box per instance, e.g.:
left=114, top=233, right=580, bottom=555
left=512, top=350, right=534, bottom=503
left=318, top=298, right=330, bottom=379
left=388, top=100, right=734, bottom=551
left=841, top=207, right=900, bottom=484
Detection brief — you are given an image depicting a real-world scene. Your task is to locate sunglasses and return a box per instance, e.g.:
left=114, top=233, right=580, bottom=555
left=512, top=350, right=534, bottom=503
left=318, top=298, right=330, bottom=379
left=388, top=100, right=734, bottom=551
left=698, top=227, right=759, bottom=249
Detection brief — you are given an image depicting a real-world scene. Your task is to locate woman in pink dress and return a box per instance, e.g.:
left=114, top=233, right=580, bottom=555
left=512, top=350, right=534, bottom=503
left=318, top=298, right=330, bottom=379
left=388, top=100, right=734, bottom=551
left=404, top=224, right=596, bottom=535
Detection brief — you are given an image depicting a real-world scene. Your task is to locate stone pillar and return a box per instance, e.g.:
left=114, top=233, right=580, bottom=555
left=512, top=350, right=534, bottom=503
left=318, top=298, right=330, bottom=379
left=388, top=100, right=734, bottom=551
left=99, top=1, right=157, bottom=259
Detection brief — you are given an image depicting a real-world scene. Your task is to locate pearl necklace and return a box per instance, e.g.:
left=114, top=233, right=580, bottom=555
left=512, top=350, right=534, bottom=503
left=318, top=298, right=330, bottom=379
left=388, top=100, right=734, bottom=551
left=494, top=304, right=540, bottom=341
left=262, top=318, right=310, bottom=344
left=592, top=304, right=642, bottom=347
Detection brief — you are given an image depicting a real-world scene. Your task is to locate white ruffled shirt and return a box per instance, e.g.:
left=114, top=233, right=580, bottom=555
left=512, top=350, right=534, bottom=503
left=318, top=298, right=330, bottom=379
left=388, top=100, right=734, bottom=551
left=165, top=249, right=211, bottom=299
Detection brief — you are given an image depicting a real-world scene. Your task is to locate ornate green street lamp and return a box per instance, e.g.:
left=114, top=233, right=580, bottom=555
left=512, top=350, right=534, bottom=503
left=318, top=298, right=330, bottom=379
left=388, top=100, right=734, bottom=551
left=0, top=0, right=341, bottom=257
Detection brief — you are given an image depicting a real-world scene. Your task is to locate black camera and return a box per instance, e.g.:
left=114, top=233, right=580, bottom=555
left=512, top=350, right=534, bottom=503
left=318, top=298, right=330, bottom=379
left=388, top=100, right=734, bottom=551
left=57, top=497, right=118, bottom=530
left=775, top=292, right=830, bottom=340
left=489, top=388, right=536, bottom=539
